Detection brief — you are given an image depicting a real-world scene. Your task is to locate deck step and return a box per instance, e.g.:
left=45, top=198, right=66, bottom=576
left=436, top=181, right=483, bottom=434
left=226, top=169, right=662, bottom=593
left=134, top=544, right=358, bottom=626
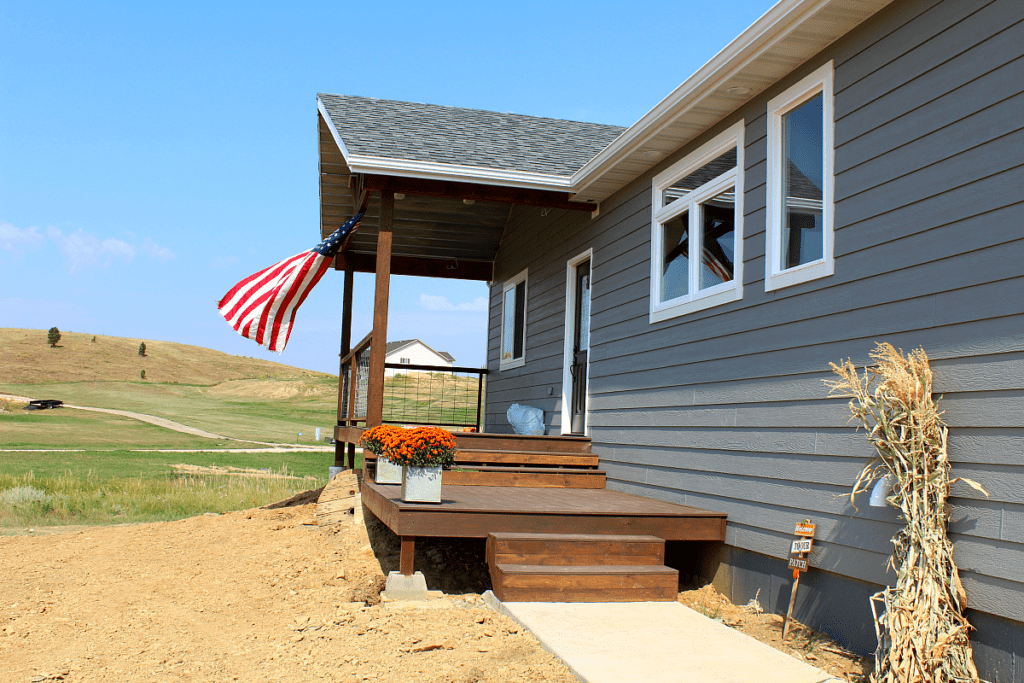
left=444, top=468, right=605, bottom=489
left=455, top=450, right=599, bottom=468
left=454, top=432, right=591, bottom=454
left=486, top=532, right=677, bottom=602
left=487, top=532, right=665, bottom=566
left=490, top=563, right=679, bottom=602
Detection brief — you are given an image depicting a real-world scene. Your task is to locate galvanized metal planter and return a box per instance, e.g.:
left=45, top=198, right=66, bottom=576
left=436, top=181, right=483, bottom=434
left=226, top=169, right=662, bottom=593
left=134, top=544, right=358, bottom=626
left=401, top=465, right=443, bottom=503
left=375, top=457, right=403, bottom=485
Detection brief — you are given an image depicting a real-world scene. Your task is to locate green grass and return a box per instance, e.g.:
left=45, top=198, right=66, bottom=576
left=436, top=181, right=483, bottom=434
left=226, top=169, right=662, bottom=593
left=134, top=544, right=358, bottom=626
left=0, top=450, right=328, bottom=528
left=0, top=379, right=339, bottom=445
left=0, top=449, right=330, bottom=480
left=0, top=469, right=321, bottom=529
left=0, top=406, right=240, bottom=449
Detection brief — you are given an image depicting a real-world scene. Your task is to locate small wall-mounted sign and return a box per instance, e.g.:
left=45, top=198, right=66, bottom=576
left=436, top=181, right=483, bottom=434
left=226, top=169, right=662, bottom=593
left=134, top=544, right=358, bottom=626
left=794, top=522, right=816, bottom=537
left=791, top=537, right=814, bottom=555
left=788, top=556, right=809, bottom=572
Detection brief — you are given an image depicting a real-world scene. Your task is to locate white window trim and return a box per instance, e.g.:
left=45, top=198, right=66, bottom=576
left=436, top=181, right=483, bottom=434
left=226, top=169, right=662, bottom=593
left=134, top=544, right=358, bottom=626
left=650, top=120, right=745, bottom=324
left=561, top=249, right=593, bottom=436
left=499, top=268, right=528, bottom=370
left=765, top=61, right=835, bottom=292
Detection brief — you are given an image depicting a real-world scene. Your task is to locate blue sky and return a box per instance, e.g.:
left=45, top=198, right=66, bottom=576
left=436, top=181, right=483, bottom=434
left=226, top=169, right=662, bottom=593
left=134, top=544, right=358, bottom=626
left=1, top=0, right=772, bottom=374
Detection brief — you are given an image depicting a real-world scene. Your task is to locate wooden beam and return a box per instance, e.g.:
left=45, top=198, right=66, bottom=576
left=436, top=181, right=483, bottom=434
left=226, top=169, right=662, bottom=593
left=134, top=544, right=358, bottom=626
left=362, top=174, right=594, bottom=212
left=366, top=187, right=393, bottom=427
left=333, top=252, right=492, bottom=281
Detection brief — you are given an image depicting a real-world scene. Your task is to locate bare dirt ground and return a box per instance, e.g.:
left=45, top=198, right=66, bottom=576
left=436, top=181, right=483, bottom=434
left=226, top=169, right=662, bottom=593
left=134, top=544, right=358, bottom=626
left=0, top=503, right=577, bottom=683
left=678, top=584, right=872, bottom=682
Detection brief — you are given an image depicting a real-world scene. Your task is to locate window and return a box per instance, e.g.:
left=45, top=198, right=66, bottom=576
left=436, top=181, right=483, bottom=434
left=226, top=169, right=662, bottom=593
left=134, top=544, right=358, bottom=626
left=765, top=61, right=835, bottom=291
left=500, top=268, right=527, bottom=369
left=650, top=121, right=745, bottom=323
left=400, top=358, right=410, bottom=365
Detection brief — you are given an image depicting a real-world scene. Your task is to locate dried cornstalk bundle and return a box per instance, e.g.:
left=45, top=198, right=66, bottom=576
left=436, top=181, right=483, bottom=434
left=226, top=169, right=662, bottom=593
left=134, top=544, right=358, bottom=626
left=825, top=343, right=987, bottom=683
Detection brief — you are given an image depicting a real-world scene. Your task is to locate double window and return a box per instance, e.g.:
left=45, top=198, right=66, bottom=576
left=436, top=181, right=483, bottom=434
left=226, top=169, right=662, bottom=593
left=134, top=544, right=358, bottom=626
left=765, top=61, right=835, bottom=291
left=500, top=268, right=527, bottom=369
left=650, top=121, right=745, bottom=323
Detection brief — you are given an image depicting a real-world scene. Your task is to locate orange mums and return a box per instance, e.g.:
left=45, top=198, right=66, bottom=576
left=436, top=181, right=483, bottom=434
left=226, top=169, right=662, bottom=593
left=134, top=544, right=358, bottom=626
left=359, top=425, right=458, bottom=469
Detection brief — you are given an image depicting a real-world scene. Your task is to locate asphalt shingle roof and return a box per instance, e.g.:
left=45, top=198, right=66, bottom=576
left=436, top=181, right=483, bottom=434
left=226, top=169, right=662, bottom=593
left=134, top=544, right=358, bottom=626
left=319, top=93, right=625, bottom=178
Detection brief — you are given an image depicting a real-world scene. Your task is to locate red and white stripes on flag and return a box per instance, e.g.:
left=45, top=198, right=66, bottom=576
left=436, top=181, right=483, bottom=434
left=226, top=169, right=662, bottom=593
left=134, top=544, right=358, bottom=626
left=217, top=214, right=361, bottom=352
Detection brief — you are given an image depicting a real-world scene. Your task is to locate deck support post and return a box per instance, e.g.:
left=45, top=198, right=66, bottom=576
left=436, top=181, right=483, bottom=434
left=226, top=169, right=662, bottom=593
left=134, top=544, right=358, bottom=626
left=400, top=536, right=415, bottom=576
left=366, top=185, right=394, bottom=428
left=335, top=264, right=355, bottom=469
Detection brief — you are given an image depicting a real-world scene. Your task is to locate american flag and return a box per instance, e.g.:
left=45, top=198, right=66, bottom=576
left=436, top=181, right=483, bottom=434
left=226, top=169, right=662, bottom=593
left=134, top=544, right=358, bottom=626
left=217, top=214, right=362, bottom=352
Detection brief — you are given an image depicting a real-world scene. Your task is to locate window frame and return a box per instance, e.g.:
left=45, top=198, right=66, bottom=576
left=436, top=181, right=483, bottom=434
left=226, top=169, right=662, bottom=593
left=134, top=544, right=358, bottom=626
left=765, top=61, right=835, bottom=292
left=650, top=121, right=745, bottom=324
left=499, top=268, right=528, bottom=370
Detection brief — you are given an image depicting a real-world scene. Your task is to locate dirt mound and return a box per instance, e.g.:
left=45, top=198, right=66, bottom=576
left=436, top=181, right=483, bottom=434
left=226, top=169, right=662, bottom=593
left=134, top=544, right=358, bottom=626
left=678, top=584, right=871, bottom=682
left=0, top=504, right=577, bottom=683
left=171, top=464, right=313, bottom=480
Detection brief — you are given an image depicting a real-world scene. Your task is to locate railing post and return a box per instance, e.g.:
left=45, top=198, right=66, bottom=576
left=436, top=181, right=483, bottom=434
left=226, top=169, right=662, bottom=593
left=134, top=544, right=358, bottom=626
left=366, top=185, right=394, bottom=427
left=335, top=264, right=355, bottom=468
left=476, top=371, right=484, bottom=432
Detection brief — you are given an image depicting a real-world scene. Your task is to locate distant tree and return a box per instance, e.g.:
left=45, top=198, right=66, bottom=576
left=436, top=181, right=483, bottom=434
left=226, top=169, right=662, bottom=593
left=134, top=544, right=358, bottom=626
left=140, top=369, right=146, bottom=380
left=47, top=327, right=61, bottom=347
left=138, top=342, right=147, bottom=357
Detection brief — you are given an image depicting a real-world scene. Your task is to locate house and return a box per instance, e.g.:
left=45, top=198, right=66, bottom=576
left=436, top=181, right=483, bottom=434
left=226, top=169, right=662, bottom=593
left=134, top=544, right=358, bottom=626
left=317, top=0, right=1024, bottom=677
left=383, top=339, right=455, bottom=376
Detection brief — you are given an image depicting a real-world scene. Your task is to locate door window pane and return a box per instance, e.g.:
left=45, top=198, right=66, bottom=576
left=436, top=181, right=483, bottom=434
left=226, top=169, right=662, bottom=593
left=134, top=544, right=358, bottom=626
left=700, top=190, right=735, bottom=289
left=502, top=287, right=516, bottom=360
left=513, top=280, right=525, bottom=358
left=661, top=211, right=689, bottom=302
left=577, top=270, right=590, bottom=352
left=782, top=94, right=824, bottom=269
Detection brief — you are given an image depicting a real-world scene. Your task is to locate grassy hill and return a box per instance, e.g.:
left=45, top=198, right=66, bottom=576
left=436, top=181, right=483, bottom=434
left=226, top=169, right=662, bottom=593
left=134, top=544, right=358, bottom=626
left=0, top=328, right=330, bottom=385
left=0, top=328, right=339, bottom=446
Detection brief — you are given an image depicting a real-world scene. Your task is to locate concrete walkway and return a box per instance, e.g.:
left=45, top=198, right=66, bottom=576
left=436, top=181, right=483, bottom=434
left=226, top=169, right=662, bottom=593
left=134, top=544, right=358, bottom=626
left=485, top=594, right=843, bottom=683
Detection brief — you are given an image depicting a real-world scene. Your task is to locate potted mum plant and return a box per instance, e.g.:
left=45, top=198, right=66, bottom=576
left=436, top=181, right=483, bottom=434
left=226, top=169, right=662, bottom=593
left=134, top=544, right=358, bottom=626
left=359, top=424, right=404, bottom=485
left=390, top=426, right=458, bottom=503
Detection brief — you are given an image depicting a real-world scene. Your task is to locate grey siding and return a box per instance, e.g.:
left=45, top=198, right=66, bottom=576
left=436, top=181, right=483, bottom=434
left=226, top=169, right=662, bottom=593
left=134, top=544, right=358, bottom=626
left=485, top=0, right=1024, bottom=666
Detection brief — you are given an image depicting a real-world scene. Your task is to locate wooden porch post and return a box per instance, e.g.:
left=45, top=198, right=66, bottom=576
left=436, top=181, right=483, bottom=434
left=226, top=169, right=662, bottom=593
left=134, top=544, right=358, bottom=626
left=335, top=264, right=355, bottom=468
left=366, top=186, right=394, bottom=427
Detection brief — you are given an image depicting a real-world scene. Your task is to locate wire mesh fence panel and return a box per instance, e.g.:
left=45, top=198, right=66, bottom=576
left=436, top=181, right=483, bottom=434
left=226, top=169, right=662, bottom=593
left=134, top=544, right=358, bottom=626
left=382, top=365, right=485, bottom=428
left=339, top=364, right=351, bottom=419
left=354, top=345, right=370, bottom=419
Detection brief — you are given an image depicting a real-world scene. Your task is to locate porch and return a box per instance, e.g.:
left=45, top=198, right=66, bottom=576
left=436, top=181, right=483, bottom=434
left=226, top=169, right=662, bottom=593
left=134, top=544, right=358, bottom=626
left=318, top=95, right=727, bottom=599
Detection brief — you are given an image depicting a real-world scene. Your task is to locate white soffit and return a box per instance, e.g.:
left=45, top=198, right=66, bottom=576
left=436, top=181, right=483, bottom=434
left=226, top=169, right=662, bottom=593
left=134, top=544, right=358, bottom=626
left=569, top=0, right=894, bottom=203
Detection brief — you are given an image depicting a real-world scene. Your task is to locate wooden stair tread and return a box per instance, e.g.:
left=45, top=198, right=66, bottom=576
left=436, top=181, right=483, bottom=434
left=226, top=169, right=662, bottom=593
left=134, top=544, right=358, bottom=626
left=454, top=465, right=603, bottom=474
left=489, top=532, right=663, bottom=543
left=457, top=448, right=598, bottom=457
left=495, top=563, right=676, bottom=575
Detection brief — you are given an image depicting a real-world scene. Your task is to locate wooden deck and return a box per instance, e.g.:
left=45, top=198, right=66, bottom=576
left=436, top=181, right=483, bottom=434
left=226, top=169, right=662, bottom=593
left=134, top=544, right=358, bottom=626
left=361, top=479, right=727, bottom=578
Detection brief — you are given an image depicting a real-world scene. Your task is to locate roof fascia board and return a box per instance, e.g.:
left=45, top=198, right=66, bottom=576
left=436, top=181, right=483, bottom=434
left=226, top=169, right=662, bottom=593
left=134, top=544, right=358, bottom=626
left=317, top=96, right=351, bottom=159
left=569, top=0, right=841, bottom=192
left=345, top=154, right=573, bottom=192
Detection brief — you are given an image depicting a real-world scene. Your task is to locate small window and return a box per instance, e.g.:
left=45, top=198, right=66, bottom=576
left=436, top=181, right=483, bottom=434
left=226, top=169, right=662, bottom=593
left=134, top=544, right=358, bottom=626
left=500, top=269, right=527, bottom=369
left=765, top=61, right=835, bottom=291
left=650, top=121, right=745, bottom=323
left=399, top=358, right=410, bottom=365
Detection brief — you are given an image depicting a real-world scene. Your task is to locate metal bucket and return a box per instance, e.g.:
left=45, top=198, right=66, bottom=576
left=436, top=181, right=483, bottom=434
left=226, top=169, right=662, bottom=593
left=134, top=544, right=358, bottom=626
left=401, top=465, right=442, bottom=503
